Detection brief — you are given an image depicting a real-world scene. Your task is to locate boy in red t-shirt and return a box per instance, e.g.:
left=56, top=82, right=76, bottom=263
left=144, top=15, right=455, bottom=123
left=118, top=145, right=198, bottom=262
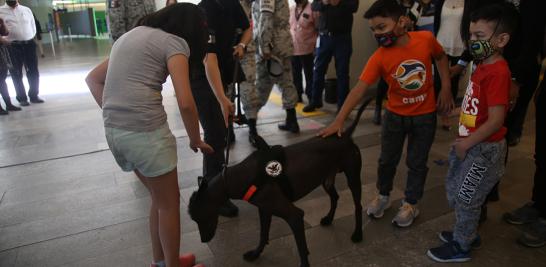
left=426, top=4, right=518, bottom=262
left=320, top=0, right=454, bottom=227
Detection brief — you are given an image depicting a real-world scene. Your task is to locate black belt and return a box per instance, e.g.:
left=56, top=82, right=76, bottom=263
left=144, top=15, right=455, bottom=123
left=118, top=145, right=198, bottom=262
left=11, top=40, right=34, bottom=45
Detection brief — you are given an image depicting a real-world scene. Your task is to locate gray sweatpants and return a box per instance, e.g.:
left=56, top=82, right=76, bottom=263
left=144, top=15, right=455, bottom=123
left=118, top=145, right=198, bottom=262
left=446, top=140, right=507, bottom=250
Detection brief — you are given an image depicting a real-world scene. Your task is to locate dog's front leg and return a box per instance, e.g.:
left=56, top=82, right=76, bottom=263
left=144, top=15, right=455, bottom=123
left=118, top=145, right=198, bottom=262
left=243, top=208, right=272, bottom=262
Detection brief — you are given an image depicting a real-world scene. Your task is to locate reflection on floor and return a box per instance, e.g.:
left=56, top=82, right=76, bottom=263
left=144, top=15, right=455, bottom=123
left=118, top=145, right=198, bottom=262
left=0, top=39, right=544, bottom=266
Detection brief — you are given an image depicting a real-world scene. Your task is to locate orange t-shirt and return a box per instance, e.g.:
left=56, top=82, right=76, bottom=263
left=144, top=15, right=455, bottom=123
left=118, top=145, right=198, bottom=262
left=359, top=31, right=444, bottom=116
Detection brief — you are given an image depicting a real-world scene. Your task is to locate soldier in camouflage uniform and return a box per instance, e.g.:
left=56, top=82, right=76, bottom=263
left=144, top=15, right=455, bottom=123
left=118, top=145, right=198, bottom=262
left=107, top=0, right=156, bottom=41
left=252, top=0, right=300, bottom=133
left=239, top=0, right=261, bottom=144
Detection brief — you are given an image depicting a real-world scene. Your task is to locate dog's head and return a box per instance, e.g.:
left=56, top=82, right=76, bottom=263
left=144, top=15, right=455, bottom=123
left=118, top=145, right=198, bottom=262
left=188, top=176, right=220, bottom=242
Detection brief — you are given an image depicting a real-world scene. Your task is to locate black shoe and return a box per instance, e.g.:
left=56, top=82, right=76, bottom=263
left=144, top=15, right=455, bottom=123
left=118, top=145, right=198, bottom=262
left=218, top=199, right=239, bottom=218
left=0, top=108, right=7, bottom=115
left=30, top=97, right=45, bottom=104
left=6, top=104, right=21, bottom=111
left=302, top=103, right=322, bottom=113
left=249, top=132, right=260, bottom=147
left=278, top=108, right=300, bottom=133
left=247, top=119, right=259, bottom=147
left=19, top=101, right=30, bottom=106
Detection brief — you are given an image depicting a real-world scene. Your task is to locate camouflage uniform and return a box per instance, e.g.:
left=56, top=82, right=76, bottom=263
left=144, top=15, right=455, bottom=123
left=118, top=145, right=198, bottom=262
left=107, top=0, right=156, bottom=41
left=239, top=0, right=260, bottom=119
left=252, top=0, right=298, bottom=110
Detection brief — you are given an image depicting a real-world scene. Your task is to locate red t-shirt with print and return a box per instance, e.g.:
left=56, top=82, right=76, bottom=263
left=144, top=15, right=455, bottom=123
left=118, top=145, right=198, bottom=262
left=359, top=31, right=444, bottom=116
left=458, top=60, right=511, bottom=142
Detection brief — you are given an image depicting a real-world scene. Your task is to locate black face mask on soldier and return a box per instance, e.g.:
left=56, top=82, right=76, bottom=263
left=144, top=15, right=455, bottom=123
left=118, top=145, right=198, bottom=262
left=6, top=0, right=17, bottom=8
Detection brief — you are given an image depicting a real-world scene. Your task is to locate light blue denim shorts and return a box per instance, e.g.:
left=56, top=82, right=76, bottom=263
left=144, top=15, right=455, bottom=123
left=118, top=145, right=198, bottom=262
left=105, top=123, right=177, bottom=177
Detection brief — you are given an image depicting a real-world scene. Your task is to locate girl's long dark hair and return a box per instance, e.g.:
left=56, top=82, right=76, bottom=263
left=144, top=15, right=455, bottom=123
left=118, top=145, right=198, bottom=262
left=138, top=3, right=207, bottom=71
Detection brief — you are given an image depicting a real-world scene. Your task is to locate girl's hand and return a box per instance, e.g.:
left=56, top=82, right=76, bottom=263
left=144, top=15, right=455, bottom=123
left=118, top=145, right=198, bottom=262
left=190, top=139, right=214, bottom=154
left=318, top=121, right=343, bottom=138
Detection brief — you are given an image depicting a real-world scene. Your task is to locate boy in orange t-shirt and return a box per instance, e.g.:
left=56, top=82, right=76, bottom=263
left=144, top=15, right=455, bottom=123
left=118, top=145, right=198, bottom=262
left=320, top=0, right=454, bottom=227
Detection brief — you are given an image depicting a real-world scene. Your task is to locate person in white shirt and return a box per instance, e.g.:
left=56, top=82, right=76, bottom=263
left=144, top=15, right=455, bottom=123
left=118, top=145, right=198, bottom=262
left=0, top=0, right=43, bottom=106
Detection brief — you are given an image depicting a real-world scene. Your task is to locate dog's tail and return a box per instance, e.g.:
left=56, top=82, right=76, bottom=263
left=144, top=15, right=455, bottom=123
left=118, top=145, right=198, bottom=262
left=342, top=96, right=375, bottom=138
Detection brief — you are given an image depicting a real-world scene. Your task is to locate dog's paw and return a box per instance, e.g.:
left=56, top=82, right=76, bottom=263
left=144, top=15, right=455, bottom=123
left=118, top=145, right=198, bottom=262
left=351, top=230, right=363, bottom=243
left=243, top=250, right=261, bottom=262
left=320, top=216, right=333, bottom=226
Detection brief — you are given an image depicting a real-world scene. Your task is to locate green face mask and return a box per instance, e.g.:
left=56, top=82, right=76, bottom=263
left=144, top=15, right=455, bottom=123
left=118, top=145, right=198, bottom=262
left=469, top=39, right=495, bottom=61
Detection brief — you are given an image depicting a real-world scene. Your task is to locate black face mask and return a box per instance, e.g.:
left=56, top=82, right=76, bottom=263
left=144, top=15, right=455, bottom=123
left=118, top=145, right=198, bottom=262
left=6, top=1, right=17, bottom=8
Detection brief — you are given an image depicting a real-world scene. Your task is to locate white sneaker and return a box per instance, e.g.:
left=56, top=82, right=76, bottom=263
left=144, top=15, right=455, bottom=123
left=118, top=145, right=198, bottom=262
left=392, top=201, right=419, bottom=227
left=367, top=194, right=391, bottom=218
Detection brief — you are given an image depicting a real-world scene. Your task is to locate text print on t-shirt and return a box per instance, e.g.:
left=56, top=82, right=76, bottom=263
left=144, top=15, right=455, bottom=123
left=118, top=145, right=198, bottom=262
left=392, top=59, right=427, bottom=105
left=459, top=80, right=479, bottom=137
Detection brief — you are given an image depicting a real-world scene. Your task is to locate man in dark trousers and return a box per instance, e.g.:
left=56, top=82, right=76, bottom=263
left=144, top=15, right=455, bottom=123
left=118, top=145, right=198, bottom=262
left=193, top=0, right=253, bottom=217
left=0, top=0, right=43, bottom=106
left=503, top=21, right=546, bottom=248
left=303, top=0, right=359, bottom=112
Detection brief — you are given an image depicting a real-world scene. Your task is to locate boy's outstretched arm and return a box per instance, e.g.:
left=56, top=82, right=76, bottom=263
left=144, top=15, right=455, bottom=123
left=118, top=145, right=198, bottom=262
left=319, top=80, right=370, bottom=137
left=434, top=52, right=455, bottom=114
left=454, top=105, right=506, bottom=159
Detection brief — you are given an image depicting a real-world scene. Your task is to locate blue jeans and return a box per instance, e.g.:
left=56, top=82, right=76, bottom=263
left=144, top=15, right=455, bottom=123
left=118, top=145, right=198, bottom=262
left=377, top=110, right=437, bottom=204
left=310, top=33, right=352, bottom=108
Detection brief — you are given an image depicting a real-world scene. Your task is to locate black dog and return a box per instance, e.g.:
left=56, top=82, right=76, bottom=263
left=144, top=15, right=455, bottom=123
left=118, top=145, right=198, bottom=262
left=188, top=98, right=373, bottom=267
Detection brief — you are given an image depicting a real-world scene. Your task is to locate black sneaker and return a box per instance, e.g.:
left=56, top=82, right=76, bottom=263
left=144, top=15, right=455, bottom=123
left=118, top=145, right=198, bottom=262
left=29, top=97, right=45, bottom=104
left=0, top=108, right=7, bottom=115
left=438, top=231, right=482, bottom=249
left=19, top=101, right=30, bottom=106
left=218, top=199, right=239, bottom=218
left=427, top=241, right=471, bottom=263
left=518, top=218, right=546, bottom=248
left=504, top=202, right=540, bottom=225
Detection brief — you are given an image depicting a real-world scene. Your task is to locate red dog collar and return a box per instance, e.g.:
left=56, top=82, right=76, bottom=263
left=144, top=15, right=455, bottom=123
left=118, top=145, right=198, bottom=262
left=243, top=185, right=257, bottom=202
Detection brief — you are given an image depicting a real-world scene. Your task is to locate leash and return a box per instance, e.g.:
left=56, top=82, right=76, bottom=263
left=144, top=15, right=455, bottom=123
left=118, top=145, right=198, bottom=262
left=222, top=117, right=232, bottom=178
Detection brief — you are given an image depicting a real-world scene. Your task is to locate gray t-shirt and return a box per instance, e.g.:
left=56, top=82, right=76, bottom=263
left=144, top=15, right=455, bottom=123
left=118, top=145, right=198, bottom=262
left=102, top=26, right=190, bottom=131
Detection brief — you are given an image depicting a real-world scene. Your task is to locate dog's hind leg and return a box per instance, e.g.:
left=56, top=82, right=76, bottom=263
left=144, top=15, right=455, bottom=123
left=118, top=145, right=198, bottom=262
left=243, top=208, right=272, bottom=262
left=320, top=177, right=339, bottom=226
left=344, top=145, right=363, bottom=243
left=277, top=205, right=310, bottom=267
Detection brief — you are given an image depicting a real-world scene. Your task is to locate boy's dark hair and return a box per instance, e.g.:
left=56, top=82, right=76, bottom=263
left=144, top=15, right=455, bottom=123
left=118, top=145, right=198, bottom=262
left=470, top=3, right=519, bottom=36
left=138, top=3, right=208, bottom=69
left=364, top=0, right=404, bottom=20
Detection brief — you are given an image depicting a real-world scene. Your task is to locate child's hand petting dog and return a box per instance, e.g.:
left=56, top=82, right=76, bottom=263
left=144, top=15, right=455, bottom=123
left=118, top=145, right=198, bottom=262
left=318, top=121, right=344, bottom=138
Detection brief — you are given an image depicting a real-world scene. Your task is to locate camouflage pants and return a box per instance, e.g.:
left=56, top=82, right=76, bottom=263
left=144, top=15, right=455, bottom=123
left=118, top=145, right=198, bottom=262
left=255, top=56, right=298, bottom=110
left=239, top=52, right=260, bottom=119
